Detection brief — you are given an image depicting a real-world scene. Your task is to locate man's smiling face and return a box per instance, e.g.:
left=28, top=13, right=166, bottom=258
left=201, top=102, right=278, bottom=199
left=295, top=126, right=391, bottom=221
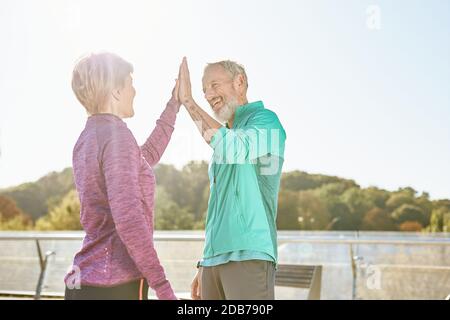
left=202, top=64, right=240, bottom=123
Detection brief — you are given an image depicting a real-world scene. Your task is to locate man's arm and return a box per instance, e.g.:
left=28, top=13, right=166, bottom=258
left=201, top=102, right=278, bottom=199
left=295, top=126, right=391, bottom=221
left=184, top=99, right=222, bottom=144
left=178, top=57, right=223, bottom=144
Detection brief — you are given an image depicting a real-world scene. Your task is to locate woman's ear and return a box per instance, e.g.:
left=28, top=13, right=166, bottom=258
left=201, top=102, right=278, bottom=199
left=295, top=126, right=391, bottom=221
left=111, top=88, right=121, bottom=101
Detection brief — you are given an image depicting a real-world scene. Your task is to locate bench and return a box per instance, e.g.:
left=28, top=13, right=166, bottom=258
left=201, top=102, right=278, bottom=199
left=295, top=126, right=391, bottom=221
left=275, top=264, right=322, bottom=300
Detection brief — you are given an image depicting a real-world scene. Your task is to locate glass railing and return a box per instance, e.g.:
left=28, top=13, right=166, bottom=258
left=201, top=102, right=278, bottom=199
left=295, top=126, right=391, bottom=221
left=0, top=231, right=449, bottom=299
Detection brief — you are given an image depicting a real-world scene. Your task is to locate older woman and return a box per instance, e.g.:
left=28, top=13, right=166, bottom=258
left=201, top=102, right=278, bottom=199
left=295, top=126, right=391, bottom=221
left=64, top=52, right=179, bottom=300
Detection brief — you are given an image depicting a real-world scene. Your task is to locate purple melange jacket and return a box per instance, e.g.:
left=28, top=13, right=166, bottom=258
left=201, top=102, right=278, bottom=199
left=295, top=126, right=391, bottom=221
left=65, top=98, right=179, bottom=300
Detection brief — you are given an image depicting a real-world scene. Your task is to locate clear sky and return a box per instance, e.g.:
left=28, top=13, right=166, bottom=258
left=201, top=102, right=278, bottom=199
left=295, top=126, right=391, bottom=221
left=0, top=0, right=449, bottom=199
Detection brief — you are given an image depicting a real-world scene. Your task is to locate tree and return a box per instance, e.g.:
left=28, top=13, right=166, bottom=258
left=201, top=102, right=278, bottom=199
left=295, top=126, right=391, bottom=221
left=154, top=163, right=184, bottom=196
left=325, top=201, right=355, bottom=230
left=180, top=161, right=210, bottom=220
left=428, top=206, right=450, bottom=232
left=414, top=192, right=432, bottom=223
left=0, top=211, right=33, bottom=230
left=398, top=187, right=418, bottom=197
left=297, top=190, right=331, bottom=230
left=315, top=182, right=351, bottom=199
left=2, top=163, right=449, bottom=233
left=386, top=192, right=414, bottom=211
left=154, top=186, right=195, bottom=230
left=35, top=189, right=82, bottom=230
left=364, top=187, right=390, bottom=209
left=432, top=199, right=450, bottom=210
left=340, top=187, right=375, bottom=229
left=280, top=171, right=357, bottom=192
left=0, top=195, right=32, bottom=230
left=0, top=167, right=74, bottom=220
left=276, top=190, right=301, bottom=230
left=0, top=195, right=25, bottom=220
left=398, top=221, right=423, bottom=232
left=361, top=207, right=397, bottom=231
left=391, top=204, right=427, bottom=226
left=313, top=183, right=354, bottom=230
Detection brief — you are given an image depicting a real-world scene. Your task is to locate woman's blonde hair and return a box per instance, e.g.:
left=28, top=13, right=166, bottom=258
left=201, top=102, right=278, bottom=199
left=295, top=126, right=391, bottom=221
left=71, top=52, right=133, bottom=114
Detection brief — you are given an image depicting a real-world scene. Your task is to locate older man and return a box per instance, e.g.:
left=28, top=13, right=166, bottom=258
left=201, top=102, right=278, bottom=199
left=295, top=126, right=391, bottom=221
left=177, top=57, right=286, bottom=300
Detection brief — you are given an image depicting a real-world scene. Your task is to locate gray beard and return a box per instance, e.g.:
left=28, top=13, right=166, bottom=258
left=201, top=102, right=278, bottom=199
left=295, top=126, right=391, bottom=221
left=214, top=97, right=239, bottom=123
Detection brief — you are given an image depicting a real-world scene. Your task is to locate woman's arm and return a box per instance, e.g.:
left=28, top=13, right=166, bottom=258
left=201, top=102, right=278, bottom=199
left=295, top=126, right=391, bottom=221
left=141, top=82, right=181, bottom=166
left=102, top=126, right=176, bottom=300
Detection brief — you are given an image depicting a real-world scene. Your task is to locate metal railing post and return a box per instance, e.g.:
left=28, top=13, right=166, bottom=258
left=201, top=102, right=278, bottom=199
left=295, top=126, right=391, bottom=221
left=34, top=239, right=55, bottom=300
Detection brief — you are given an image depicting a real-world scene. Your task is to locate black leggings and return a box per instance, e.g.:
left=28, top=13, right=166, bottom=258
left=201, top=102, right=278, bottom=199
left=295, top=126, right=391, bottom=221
left=65, top=279, right=149, bottom=300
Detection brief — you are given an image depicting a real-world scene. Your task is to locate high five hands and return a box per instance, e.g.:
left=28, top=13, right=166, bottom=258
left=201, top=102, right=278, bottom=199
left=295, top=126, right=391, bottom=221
left=174, top=56, right=222, bottom=144
left=177, top=57, right=194, bottom=107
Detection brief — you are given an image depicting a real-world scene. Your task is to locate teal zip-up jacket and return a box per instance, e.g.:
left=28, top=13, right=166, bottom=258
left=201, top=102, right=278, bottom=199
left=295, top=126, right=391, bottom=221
left=204, top=101, right=286, bottom=262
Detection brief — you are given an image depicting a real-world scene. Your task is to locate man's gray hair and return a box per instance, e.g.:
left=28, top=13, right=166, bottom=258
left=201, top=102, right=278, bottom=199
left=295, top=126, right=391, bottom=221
left=205, top=60, right=248, bottom=89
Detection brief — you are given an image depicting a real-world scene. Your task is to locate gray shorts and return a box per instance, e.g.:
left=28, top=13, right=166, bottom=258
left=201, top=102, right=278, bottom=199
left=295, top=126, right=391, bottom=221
left=201, top=260, right=275, bottom=300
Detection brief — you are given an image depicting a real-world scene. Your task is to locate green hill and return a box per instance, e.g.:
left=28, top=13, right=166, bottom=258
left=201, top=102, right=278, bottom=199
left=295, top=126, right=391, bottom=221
left=0, top=168, right=74, bottom=221
left=1, top=163, right=449, bottom=232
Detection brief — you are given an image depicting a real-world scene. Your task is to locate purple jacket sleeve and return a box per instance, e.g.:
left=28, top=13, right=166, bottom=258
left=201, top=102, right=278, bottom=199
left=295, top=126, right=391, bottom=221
left=141, top=97, right=179, bottom=167
left=101, top=127, right=176, bottom=300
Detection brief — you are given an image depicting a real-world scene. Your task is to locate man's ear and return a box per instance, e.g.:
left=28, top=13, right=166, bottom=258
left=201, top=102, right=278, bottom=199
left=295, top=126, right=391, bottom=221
left=234, top=74, right=245, bottom=91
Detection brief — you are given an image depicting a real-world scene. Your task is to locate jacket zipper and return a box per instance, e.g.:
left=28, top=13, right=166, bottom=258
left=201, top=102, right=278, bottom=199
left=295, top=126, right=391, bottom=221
left=211, top=165, right=217, bottom=255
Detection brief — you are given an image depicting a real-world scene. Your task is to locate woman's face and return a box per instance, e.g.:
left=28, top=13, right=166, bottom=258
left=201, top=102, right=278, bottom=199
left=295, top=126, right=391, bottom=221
left=117, top=74, right=136, bottom=118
